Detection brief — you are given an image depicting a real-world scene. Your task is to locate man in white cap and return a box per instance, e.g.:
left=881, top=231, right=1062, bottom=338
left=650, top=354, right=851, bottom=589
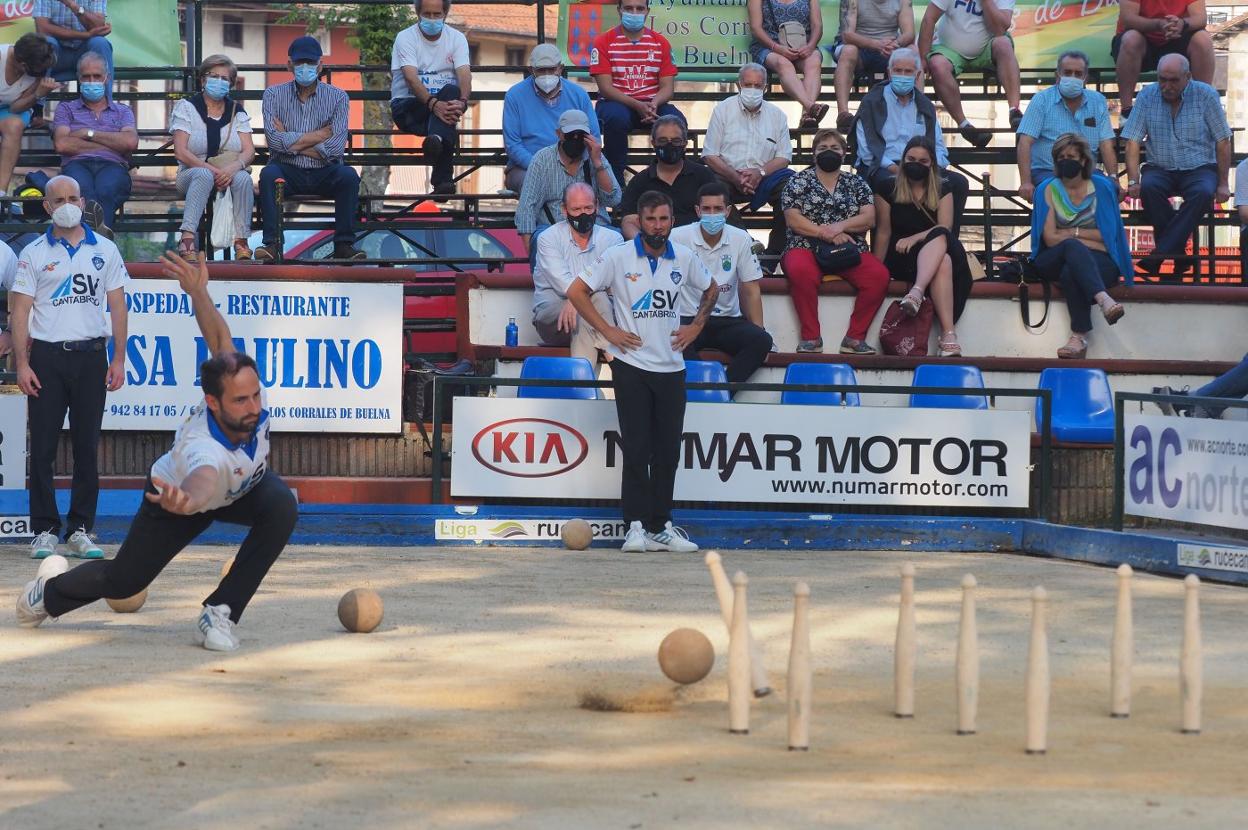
left=503, top=42, right=599, bottom=194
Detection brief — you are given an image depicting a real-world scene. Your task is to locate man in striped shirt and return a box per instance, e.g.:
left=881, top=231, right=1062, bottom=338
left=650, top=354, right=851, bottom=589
left=590, top=0, right=684, bottom=185
left=257, top=37, right=363, bottom=262
left=34, top=0, right=113, bottom=92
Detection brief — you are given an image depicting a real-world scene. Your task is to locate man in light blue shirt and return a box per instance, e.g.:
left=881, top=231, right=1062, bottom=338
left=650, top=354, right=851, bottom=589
left=1123, top=53, right=1231, bottom=277
left=503, top=43, right=598, bottom=194
left=1017, top=50, right=1118, bottom=202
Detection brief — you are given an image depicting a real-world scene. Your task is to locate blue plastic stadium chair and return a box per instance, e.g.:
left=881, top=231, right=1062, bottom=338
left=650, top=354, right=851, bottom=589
left=910, top=364, right=989, bottom=410
left=686, top=360, right=731, bottom=403
left=516, top=356, right=597, bottom=400
left=780, top=363, right=861, bottom=406
left=1035, top=368, right=1115, bottom=443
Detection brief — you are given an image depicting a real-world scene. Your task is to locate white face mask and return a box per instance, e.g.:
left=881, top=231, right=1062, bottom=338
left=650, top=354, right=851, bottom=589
left=51, top=203, right=83, bottom=229
left=534, top=74, right=560, bottom=94
left=739, top=87, right=765, bottom=109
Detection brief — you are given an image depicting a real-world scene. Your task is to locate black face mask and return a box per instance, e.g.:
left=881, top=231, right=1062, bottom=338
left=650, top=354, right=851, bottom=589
left=561, top=135, right=586, bottom=159
left=815, top=150, right=843, bottom=173
left=568, top=212, right=596, bottom=235
left=1055, top=158, right=1084, bottom=180
left=902, top=161, right=929, bottom=182
left=642, top=231, right=669, bottom=250
left=655, top=144, right=685, bottom=165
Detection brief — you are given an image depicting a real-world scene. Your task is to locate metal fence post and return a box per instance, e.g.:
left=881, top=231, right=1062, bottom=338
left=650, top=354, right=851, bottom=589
left=1112, top=392, right=1125, bottom=532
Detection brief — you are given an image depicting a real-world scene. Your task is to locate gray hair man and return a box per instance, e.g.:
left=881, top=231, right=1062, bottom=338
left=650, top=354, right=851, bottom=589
left=618, top=114, right=716, bottom=239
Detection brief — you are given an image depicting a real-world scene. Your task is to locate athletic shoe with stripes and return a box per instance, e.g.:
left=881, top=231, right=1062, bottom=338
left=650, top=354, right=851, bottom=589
left=29, top=530, right=56, bottom=559
left=645, top=522, right=699, bottom=553
left=65, top=528, right=104, bottom=559
left=194, top=604, right=239, bottom=652
left=621, top=520, right=647, bottom=552
left=16, top=554, right=68, bottom=628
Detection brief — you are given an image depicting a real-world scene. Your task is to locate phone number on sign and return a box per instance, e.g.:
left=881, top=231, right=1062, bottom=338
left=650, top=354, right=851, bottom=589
left=109, top=404, right=196, bottom=419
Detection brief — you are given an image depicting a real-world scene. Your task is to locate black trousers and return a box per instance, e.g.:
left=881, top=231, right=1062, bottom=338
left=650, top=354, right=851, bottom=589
left=43, top=471, right=298, bottom=624
left=611, top=359, right=686, bottom=532
left=392, top=84, right=461, bottom=188
left=28, top=340, right=107, bottom=539
left=869, top=168, right=970, bottom=237
left=680, top=315, right=772, bottom=387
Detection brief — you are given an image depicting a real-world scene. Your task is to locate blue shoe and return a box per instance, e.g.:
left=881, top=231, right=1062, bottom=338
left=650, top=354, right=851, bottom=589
left=65, top=528, right=104, bottom=559
left=29, top=530, right=56, bottom=560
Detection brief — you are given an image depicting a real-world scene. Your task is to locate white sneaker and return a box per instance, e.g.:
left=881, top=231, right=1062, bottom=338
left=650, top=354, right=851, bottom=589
left=645, top=522, right=699, bottom=552
left=29, top=530, right=57, bottom=560
left=194, top=604, right=239, bottom=652
left=37, top=554, right=70, bottom=582
left=621, top=520, right=647, bottom=552
left=65, top=528, right=104, bottom=559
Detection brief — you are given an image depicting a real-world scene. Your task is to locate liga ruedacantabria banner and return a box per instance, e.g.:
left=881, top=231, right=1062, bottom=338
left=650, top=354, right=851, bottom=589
left=450, top=397, right=1033, bottom=507
left=0, top=0, right=182, bottom=67
left=559, top=0, right=1117, bottom=76
left=1123, top=413, right=1248, bottom=533
left=104, top=280, right=403, bottom=433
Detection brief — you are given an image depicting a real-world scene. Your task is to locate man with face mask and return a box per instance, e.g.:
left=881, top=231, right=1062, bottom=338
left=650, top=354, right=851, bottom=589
left=619, top=115, right=715, bottom=241
left=9, top=175, right=127, bottom=562
left=391, top=0, right=472, bottom=196
left=1017, top=51, right=1118, bottom=204
left=258, top=37, right=362, bottom=262
left=503, top=43, right=599, bottom=194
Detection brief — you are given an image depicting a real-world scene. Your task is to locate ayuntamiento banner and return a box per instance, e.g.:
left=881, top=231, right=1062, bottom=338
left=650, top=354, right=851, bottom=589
left=104, top=279, right=403, bottom=433
left=0, top=1, right=183, bottom=68
left=451, top=397, right=1032, bottom=507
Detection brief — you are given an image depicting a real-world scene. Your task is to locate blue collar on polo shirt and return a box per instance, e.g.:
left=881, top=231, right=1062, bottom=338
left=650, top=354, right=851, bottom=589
left=206, top=408, right=268, bottom=459
left=44, top=224, right=98, bottom=258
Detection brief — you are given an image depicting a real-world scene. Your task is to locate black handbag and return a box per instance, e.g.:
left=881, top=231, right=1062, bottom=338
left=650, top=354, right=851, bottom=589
left=814, top=240, right=862, bottom=275
left=996, top=257, right=1052, bottom=329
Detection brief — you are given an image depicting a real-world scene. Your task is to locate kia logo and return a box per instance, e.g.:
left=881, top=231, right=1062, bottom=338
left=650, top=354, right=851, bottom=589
left=471, top=418, right=589, bottom=478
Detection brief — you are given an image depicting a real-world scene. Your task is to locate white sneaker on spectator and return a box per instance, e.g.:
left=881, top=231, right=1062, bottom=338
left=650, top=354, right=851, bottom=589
left=621, top=520, right=647, bottom=552
left=645, top=522, right=699, bottom=552
left=194, top=604, right=239, bottom=652
left=29, top=530, right=57, bottom=560
left=65, top=528, right=104, bottom=559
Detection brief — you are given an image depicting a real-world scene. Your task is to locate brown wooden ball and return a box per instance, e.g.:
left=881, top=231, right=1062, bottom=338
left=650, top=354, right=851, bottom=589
left=658, top=628, right=715, bottom=684
left=338, top=588, right=384, bottom=633
left=106, top=589, right=147, bottom=613
left=561, top=519, right=593, bottom=551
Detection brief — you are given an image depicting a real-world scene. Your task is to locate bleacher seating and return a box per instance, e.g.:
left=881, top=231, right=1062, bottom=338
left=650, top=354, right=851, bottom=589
left=516, top=356, right=597, bottom=400
left=780, top=363, right=861, bottom=407
left=910, top=365, right=989, bottom=410
left=685, top=361, right=730, bottom=403
left=1036, top=368, right=1116, bottom=443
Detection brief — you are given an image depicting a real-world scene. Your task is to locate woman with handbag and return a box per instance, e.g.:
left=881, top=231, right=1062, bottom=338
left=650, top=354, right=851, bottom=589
left=873, top=136, right=972, bottom=357
left=1030, top=133, right=1131, bottom=360
left=780, top=128, right=890, bottom=354
left=170, top=54, right=256, bottom=261
left=748, top=0, right=827, bottom=127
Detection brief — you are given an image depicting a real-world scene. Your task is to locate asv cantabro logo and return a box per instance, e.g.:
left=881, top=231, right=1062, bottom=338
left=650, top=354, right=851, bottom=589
left=471, top=418, right=589, bottom=478
left=50, top=273, right=101, bottom=308
left=631, top=289, right=678, bottom=319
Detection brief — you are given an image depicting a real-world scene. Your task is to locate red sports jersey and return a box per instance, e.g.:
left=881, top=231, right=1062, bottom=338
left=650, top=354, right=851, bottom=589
left=588, top=26, right=678, bottom=103
left=1117, top=0, right=1192, bottom=45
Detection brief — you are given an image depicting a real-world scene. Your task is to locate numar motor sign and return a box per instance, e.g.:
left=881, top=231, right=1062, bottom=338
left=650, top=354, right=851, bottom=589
left=451, top=398, right=1032, bottom=507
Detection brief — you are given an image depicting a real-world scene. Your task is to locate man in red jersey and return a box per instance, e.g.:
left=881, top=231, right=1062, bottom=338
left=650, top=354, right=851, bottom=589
left=1113, top=0, right=1214, bottom=115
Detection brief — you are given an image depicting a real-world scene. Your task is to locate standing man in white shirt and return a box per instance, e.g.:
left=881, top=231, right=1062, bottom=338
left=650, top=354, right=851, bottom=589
left=532, top=182, right=623, bottom=367
left=18, top=252, right=298, bottom=654
left=567, top=190, right=719, bottom=554
left=670, top=182, right=772, bottom=390
left=9, top=175, right=126, bottom=561
left=700, top=63, right=793, bottom=255
left=390, top=0, right=472, bottom=195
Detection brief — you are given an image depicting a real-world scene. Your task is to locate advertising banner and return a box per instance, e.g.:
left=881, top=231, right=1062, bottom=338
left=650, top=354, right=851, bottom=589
left=107, top=279, right=403, bottom=433
left=0, top=389, right=27, bottom=492
left=451, top=397, right=1032, bottom=507
left=1123, top=414, right=1248, bottom=532
left=0, top=0, right=183, bottom=68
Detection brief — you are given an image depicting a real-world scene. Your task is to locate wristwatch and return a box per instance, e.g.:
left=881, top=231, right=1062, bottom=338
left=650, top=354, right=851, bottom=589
left=76, top=5, right=86, bottom=14
left=86, top=128, right=95, bottom=141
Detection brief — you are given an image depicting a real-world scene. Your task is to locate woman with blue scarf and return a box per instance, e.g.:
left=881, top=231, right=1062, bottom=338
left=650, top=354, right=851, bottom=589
left=1030, top=133, right=1132, bottom=360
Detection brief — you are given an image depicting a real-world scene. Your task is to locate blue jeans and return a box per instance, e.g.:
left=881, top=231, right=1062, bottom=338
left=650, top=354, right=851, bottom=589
left=259, top=161, right=360, bottom=246
left=1196, top=352, right=1248, bottom=417
left=47, top=35, right=114, bottom=90
left=1033, top=239, right=1119, bottom=333
left=594, top=100, right=685, bottom=184
left=1140, top=164, right=1216, bottom=263
left=62, top=158, right=130, bottom=228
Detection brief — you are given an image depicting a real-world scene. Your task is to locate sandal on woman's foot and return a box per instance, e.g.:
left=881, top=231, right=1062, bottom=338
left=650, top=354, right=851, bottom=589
left=233, top=240, right=253, bottom=261
left=899, top=287, right=923, bottom=317
left=839, top=337, right=876, bottom=355
left=177, top=237, right=198, bottom=261
left=938, top=331, right=962, bottom=357
left=1100, top=299, right=1125, bottom=325
left=1057, top=334, right=1088, bottom=360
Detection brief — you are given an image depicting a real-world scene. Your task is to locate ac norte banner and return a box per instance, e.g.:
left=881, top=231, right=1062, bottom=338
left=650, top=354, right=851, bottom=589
left=0, top=0, right=183, bottom=68
left=1123, top=413, right=1248, bottom=532
left=106, top=279, right=403, bottom=433
left=559, top=0, right=1117, bottom=76
left=451, top=397, right=1032, bottom=507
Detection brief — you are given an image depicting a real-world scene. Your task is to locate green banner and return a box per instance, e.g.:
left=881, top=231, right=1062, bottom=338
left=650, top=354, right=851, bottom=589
left=0, top=0, right=182, bottom=67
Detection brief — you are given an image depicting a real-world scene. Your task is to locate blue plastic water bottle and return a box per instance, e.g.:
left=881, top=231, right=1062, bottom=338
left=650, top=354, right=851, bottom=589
left=505, top=317, right=519, bottom=347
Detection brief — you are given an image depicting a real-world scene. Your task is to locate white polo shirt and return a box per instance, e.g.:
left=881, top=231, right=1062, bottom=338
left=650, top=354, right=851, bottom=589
left=150, top=395, right=272, bottom=513
left=532, top=221, right=623, bottom=310
left=702, top=95, right=792, bottom=171
left=578, top=236, right=715, bottom=373
left=0, top=241, right=17, bottom=291
left=11, top=227, right=128, bottom=341
left=670, top=222, right=764, bottom=319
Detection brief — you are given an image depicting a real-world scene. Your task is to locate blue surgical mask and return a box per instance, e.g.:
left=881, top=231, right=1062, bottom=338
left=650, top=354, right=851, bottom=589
left=80, top=81, right=106, bottom=102
left=620, top=12, right=647, bottom=32
left=204, top=77, right=231, bottom=100
left=419, top=17, right=445, bottom=37
left=293, top=64, right=319, bottom=86
left=1057, top=75, right=1085, bottom=100
left=699, top=213, right=727, bottom=235
left=890, top=74, right=915, bottom=96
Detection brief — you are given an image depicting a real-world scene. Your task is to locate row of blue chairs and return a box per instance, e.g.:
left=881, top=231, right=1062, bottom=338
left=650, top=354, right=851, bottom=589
left=513, top=357, right=1114, bottom=443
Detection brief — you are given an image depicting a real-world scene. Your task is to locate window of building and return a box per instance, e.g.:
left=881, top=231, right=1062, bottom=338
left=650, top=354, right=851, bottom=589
left=222, top=15, right=243, bottom=49
left=468, top=43, right=480, bottom=67
left=505, top=46, right=526, bottom=67
left=316, top=27, right=332, bottom=57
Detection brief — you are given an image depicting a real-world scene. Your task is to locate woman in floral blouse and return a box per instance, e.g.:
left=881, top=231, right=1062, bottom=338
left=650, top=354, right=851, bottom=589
left=780, top=128, right=890, bottom=354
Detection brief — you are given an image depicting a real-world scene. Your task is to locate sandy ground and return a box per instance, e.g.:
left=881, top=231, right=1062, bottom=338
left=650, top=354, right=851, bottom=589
left=1, top=544, right=1246, bottom=830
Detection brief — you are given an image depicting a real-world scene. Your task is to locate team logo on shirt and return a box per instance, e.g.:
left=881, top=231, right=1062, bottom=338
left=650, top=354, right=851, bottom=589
left=624, top=271, right=641, bottom=282
left=50, top=273, right=101, bottom=307
left=721, top=255, right=732, bottom=272
left=589, top=48, right=600, bottom=64
left=42, top=261, right=59, bottom=272
left=92, top=255, right=105, bottom=271
left=631, top=289, right=679, bottom=318
left=670, top=269, right=683, bottom=285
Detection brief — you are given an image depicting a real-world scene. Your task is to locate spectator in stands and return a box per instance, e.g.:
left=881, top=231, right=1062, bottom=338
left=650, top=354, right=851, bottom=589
left=258, top=37, right=362, bottom=262
left=872, top=137, right=971, bottom=357
left=854, top=48, right=968, bottom=235
left=618, top=115, right=715, bottom=240
left=503, top=43, right=598, bottom=195
left=918, top=0, right=1023, bottom=147
left=170, top=55, right=255, bottom=261
left=1236, top=156, right=1248, bottom=276
left=1113, top=0, right=1214, bottom=116
left=1017, top=50, right=1119, bottom=203
left=1122, top=54, right=1230, bottom=278
left=701, top=63, right=793, bottom=256
left=531, top=182, right=623, bottom=367
left=832, top=0, right=914, bottom=134
left=34, top=0, right=113, bottom=93
left=52, top=51, right=135, bottom=237
left=747, top=0, right=826, bottom=127
left=780, top=128, right=889, bottom=355
left=590, top=0, right=684, bottom=185
left=0, top=35, right=58, bottom=202
left=516, top=109, right=620, bottom=253
left=391, top=0, right=472, bottom=196
left=671, top=181, right=772, bottom=388
left=1155, top=354, right=1248, bottom=419
left=1030, top=134, right=1132, bottom=360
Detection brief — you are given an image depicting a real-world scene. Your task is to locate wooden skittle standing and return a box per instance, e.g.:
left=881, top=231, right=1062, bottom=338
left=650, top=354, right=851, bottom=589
left=1110, top=564, right=1133, bottom=718
left=956, top=574, right=979, bottom=735
left=728, top=571, right=751, bottom=734
left=787, top=582, right=812, bottom=750
left=894, top=563, right=916, bottom=718
left=1025, top=586, right=1050, bottom=755
left=1181, top=574, right=1203, bottom=735
left=706, top=552, right=772, bottom=696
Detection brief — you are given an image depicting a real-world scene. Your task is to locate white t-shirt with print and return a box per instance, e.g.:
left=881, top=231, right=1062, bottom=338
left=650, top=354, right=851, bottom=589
left=670, top=222, right=763, bottom=319
left=0, top=45, right=36, bottom=107
left=933, top=0, right=1015, bottom=59
left=0, top=240, right=17, bottom=291
left=11, top=228, right=129, bottom=341
left=391, top=24, right=470, bottom=101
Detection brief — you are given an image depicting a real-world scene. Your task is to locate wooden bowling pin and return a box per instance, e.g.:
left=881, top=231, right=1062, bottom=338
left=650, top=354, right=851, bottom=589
left=1025, top=586, right=1050, bottom=755
left=894, top=563, right=916, bottom=718
left=706, top=552, right=772, bottom=697
left=787, top=582, right=812, bottom=750
left=956, top=574, right=979, bottom=735
left=728, top=570, right=751, bottom=734
left=1110, top=564, right=1133, bottom=718
left=1181, top=574, right=1202, bottom=735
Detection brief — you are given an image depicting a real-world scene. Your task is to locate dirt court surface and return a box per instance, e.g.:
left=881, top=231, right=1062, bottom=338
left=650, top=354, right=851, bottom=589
left=2, top=544, right=1247, bottom=829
